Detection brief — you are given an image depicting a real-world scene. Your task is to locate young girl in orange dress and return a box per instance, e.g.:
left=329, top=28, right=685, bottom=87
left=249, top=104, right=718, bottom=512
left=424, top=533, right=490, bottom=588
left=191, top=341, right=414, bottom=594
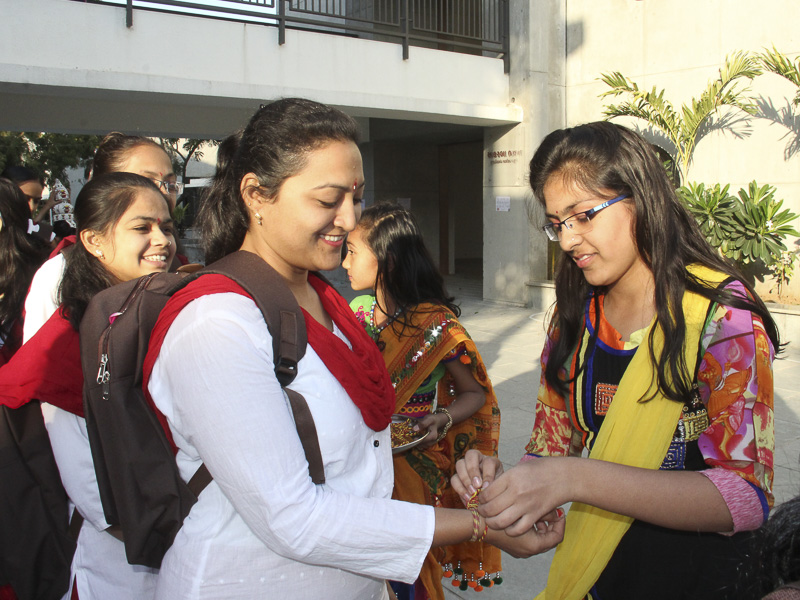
left=344, top=203, right=502, bottom=599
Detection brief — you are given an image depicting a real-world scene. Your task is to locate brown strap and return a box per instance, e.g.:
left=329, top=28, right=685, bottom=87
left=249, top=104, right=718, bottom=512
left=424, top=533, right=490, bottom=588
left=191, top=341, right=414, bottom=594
left=105, top=465, right=211, bottom=543
left=68, top=509, right=84, bottom=541
left=285, top=388, right=325, bottom=484
left=187, top=463, right=213, bottom=497
left=174, top=251, right=326, bottom=500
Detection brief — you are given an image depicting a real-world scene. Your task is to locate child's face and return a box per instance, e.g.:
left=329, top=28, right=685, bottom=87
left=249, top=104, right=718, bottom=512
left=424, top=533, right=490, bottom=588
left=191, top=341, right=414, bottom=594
left=342, top=226, right=379, bottom=292
left=543, top=175, right=648, bottom=294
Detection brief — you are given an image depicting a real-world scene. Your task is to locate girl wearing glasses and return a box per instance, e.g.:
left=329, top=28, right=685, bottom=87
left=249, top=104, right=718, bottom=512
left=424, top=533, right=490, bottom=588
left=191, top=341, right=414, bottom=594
left=453, top=121, right=778, bottom=600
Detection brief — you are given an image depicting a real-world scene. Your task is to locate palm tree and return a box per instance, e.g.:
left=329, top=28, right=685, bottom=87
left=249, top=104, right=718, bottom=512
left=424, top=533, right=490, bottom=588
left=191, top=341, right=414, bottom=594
left=757, top=46, right=800, bottom=106
left=599, top=51, right=762, bottom=183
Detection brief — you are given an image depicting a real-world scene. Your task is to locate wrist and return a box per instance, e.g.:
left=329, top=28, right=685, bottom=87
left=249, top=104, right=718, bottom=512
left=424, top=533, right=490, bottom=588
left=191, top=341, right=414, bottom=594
left=561, top=456, right=586, bottom=504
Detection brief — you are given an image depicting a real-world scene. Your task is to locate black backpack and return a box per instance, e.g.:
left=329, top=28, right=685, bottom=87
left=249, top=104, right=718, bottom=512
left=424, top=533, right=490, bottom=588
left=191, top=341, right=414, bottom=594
left=79, top=251, right=325, bottom=568
left=0, top=401, right=80, bottom=600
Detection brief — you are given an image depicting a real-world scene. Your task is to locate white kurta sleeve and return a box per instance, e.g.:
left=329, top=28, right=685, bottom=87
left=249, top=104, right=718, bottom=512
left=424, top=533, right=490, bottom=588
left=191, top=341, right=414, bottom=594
left=148, top=293, right=434, bottom=583
left=23, top=253, right=65, bottom=343
left=22, top=252, right=110, bottom=531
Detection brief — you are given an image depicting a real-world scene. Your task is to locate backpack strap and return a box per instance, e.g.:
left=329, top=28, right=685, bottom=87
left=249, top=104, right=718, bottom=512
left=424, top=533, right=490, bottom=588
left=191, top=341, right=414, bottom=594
left=202, top=251, right=323, bottom=483
left=204, top=251, right=306, bottom=386
left=175, top=251, right=324, bottom=484
left=284, top=388, right=325, bottom=485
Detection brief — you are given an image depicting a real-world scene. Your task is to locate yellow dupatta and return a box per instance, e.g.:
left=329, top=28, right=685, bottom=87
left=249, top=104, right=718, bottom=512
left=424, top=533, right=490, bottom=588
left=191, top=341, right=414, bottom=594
left=380, top=303, right=501, bottom=597
left=534, top=265, right=725, bottom=600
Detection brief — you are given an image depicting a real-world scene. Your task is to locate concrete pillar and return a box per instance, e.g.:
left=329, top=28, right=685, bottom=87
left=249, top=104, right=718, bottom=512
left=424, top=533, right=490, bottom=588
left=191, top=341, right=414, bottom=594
left=482, top=0, right=566, bottom=306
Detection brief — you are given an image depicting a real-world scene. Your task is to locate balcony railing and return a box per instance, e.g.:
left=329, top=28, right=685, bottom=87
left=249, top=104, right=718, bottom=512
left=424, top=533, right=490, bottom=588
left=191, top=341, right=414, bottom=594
left=76, top=0, right=509, bottom=72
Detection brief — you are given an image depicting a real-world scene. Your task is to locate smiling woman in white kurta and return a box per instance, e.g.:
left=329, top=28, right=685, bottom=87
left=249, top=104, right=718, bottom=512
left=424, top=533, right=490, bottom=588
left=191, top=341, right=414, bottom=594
left=148, top=292, right=434, bottom=599
left=143, top=99, right=564, bottom=600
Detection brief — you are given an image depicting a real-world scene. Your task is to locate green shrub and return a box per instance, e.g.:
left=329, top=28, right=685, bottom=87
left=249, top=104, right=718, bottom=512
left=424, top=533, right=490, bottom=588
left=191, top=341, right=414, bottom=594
left=678, top=180, right=799, bottom=270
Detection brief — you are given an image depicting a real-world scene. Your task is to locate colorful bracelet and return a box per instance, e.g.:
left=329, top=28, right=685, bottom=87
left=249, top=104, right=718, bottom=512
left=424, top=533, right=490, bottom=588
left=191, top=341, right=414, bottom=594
left=467, top=490, right=488, bottom=542
left=434, top=407, right=453, bottom=442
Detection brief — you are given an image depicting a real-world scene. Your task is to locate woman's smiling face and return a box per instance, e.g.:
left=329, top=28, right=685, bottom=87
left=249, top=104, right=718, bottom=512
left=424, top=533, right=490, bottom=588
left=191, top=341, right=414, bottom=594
left=244, top=140, right=364, bottom=279
left=93, top=187, right=176, bottom=283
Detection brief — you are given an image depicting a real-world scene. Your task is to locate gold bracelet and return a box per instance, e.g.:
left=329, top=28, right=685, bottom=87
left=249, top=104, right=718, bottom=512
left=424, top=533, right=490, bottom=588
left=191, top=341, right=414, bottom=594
left=434, top=407, right=453, bottom=442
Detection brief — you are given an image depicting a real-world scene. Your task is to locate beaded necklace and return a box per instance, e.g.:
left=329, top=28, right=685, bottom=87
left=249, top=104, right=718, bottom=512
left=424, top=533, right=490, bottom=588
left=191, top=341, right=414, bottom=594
left=369, top=297, right=401, bottom=345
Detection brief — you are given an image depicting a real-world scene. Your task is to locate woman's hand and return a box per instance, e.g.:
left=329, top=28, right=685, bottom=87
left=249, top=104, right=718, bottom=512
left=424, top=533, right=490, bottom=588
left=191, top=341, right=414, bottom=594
left=485, top=507, right=566, bottom=558
left=477, top=457, right=574, bottom=536
left=451, top=449, right=505, bottom=506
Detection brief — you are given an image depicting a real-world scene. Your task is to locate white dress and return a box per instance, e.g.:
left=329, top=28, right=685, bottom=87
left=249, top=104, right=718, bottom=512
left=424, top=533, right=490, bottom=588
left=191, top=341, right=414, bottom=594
left=148, top=293, right=434, bottom=600
left=23, top=253, right=158, bottom=600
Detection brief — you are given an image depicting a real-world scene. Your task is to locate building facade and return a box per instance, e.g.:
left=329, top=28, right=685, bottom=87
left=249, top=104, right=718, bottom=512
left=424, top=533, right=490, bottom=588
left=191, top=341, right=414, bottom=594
left=1, top=0, right=797, bottom=306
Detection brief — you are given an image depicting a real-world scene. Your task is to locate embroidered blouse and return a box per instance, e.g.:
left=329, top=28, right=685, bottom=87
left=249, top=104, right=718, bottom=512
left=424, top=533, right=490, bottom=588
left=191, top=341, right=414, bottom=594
left=350, top=294, right=466, bottom=418
left=525, top=282, right=775, bottom=525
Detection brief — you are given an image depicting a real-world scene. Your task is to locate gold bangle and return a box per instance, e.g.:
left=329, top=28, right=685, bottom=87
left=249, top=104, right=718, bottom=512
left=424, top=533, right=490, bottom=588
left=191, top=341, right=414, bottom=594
left=434, top=407, right=453, bottom=442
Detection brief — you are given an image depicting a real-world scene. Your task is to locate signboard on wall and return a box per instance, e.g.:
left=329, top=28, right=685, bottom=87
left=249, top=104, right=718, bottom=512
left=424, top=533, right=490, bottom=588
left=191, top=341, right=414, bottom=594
left=495, top=196, right=510, bottom=211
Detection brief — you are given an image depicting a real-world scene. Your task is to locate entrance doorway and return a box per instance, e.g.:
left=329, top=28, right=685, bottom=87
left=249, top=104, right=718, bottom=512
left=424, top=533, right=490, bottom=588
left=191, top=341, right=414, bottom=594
left=439, top=141, right=483, bottom=298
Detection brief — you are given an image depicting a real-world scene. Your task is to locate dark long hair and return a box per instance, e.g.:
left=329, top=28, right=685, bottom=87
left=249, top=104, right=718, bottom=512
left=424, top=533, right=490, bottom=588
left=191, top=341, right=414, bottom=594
left=749, top=494, right=800, bottom=597
left=1, top=165, right=42, bottom=186
left=357, top=202, right=459, bottom=334
left=529, top=121, right=780, bottom=402
left=196, top=98, right=360, bottom=264
left=91, top=132, right=166, bottom=178
left=60, top=173, right=166, bottom=329
left=0, top=178, right=48, bottom=338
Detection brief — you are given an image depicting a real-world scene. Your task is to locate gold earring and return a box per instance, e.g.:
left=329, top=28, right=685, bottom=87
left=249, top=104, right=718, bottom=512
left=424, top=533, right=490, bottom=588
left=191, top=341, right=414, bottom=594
left=255, top=211, right=263, bottom=226
left=96, top=249, right=104, bottom=259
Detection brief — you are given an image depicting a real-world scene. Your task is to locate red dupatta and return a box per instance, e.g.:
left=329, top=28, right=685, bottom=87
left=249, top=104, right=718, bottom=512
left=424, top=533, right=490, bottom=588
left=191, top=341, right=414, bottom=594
left=304, top=274, right=394, bottom=431
left=0, top=308, right=84, bottom=416
left=144, top=272, right=394, bottom=434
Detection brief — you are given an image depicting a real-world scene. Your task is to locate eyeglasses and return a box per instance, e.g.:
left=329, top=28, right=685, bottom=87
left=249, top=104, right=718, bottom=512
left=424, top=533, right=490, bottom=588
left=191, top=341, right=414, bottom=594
left=153, top=179, right=184, bottom=197
left=542, top=194, right=630, bottom=242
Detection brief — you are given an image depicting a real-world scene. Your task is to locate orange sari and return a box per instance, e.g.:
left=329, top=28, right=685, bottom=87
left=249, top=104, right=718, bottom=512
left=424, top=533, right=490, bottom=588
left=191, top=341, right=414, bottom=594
left=380, top=303, right=501, bottom=598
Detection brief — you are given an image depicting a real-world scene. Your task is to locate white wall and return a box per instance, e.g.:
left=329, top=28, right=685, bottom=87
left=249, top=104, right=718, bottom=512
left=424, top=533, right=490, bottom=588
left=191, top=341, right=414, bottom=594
left=564, top=0, right=799, bottom=191
left=542, top=0, right=800, bottom=301
left=0, top=0, right=518, bottom=136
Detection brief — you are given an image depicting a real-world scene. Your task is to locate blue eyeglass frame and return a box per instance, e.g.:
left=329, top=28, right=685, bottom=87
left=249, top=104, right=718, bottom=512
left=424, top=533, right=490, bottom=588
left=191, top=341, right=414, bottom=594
left=542, top=194, right=630, bottom=240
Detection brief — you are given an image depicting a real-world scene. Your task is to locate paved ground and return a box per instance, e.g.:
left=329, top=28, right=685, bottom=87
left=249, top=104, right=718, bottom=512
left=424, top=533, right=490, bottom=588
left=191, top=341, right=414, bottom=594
left=443, top=295, right=800, bottom=600
left=330, top=269, right=800, bottom=599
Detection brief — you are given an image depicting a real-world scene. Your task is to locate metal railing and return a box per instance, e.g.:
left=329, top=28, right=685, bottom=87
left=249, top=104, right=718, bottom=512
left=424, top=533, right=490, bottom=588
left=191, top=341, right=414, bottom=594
left=78, top=0, right=509, bottom=72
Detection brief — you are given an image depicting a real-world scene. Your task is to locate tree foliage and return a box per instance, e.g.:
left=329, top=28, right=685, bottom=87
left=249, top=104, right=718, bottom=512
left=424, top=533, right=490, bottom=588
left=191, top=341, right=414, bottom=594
left=157, top=138, right=220, bottom=180
left=757, top=46, right=800, bottom=107
left=599, top=51, right=762, bottom=183
left=0, top=132, right=102, bottom=190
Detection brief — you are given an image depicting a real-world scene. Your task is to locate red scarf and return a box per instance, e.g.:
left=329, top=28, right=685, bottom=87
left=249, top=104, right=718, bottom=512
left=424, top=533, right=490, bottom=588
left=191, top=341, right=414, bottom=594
left=144, top=272, right=394, bottom=434
left=304, top=275, right=394, bottom=431
left=49, top=235, right=75, bottom=259
left=0, top=308, right=84, bottom=416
